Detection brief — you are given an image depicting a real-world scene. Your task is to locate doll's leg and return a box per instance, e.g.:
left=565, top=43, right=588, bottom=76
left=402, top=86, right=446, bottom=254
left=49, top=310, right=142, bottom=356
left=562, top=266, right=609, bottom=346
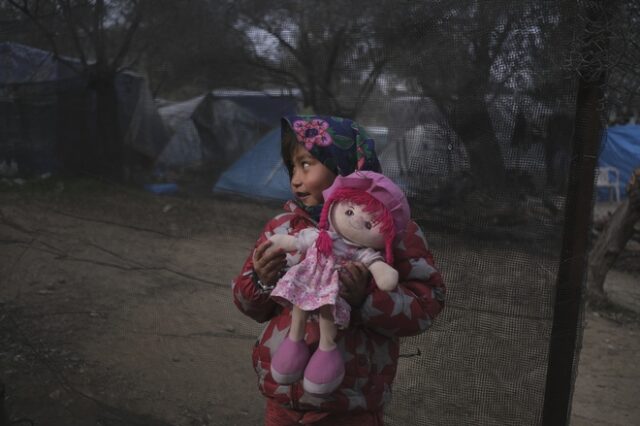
left=288, top=305, right=308, bottom=342
left=317, top=305, right=337, bottom=350
left=270, top=305, right=310, bottom=384
left=303, top=305, right=345, bottom=395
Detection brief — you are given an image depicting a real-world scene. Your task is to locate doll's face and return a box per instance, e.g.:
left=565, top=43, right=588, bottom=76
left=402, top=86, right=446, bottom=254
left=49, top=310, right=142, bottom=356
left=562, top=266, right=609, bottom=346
left=330, top=201, right=385, bottom=249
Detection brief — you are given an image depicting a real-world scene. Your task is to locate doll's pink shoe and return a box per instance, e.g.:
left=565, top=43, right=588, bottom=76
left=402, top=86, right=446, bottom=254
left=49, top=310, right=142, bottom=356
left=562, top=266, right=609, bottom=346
left=302, top=346, right=345, bottom=395
left=270, top=336, right=310, bottom=384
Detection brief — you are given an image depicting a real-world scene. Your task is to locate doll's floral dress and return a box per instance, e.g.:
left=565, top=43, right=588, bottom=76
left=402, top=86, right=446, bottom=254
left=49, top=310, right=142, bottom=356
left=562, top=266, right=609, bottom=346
left=270, top=228, right=383, bottom=327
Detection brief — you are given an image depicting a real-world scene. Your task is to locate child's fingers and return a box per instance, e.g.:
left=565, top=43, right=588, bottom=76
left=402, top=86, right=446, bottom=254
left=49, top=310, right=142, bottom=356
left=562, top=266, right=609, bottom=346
left=263, top=256, right=286, bottom=275
left=343, top=262, right=369, bottom=284
left=261, top=247, right=286, bottom=267
left=339, top=268, right=355, bottom=288
left=340, top=263, right=369, bottom=307
left=256, top=257, right=287, bottom=285
left=253, top=240, right=273, bottom=263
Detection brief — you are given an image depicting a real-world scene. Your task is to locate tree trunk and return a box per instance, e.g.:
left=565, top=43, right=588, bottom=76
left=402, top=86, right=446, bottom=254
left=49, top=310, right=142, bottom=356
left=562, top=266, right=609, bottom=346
left=587, top=167, right=640, bottom=301
left=93, top=72, right=125, bottom=181
left=450, top=97, right=508, bottom=190
left=0, top=380, right=8, bottom=426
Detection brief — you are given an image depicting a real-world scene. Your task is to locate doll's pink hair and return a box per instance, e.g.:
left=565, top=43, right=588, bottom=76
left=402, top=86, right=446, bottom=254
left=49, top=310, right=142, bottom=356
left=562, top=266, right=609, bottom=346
left=316, top=188, right=396, bottom=264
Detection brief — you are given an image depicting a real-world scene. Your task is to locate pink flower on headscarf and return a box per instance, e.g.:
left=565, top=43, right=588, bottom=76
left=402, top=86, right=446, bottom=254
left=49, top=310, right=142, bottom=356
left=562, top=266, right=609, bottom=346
left=292, top=119, right=333, bottom=150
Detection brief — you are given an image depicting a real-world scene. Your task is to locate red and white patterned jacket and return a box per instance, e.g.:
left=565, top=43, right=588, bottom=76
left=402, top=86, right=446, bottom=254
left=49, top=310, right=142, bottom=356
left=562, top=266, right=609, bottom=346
left=232, top=200, right=445, bottom=413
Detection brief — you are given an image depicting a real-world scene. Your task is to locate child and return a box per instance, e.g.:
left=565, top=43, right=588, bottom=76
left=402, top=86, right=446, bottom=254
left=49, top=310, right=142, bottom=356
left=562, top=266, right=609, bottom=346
left=232, top=115, right=445, bottom=425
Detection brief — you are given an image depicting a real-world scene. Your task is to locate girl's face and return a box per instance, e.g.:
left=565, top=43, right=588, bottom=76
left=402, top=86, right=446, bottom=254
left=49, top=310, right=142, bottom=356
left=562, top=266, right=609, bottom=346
left=290, top=144, right=336, bottom=207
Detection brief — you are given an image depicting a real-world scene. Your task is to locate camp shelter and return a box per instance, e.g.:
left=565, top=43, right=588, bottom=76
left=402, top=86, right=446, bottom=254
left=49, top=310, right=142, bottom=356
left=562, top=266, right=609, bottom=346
left=598, top=124, right=640, bottom=200
left=0, top=42, right=167, bottom=176
left=212, top=124, right=390, bottom=201
left=155, top=89, right=299, bottom=183
left=379, top=96, right=469, bottom=201
left=213, top=127, right=291, bottom=200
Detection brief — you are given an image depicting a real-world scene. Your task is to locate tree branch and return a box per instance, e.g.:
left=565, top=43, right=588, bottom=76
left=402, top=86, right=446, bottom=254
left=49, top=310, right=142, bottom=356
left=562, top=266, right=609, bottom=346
left=8, top=0, right=62, bottom=61
left=56, top=0, right=89, bottom=68
left=353, top=58, right=388, bottom=116
left=111, top=2, right=143, bottom=70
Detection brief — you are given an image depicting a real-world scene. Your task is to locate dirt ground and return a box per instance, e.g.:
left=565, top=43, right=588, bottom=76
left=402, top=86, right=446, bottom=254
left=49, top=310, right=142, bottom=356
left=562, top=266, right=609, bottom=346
left=0, top=179, right=638, bottom=426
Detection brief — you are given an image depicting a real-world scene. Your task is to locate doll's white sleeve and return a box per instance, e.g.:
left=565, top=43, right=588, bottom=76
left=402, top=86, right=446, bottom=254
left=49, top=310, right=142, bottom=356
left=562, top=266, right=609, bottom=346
left=295, top=228, right=320, bottom=251
left=355, top=247, right=385, bottom=267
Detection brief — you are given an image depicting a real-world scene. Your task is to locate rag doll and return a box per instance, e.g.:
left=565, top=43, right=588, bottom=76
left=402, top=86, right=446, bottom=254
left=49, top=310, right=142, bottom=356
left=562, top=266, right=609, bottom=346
left=267, top=170, right=411, bottom=395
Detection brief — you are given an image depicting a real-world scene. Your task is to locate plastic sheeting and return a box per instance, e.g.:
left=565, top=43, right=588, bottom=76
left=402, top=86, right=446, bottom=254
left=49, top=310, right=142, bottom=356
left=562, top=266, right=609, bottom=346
left=598, top=124, right=640, bottom=200
left=156, top=91, right=298, bottom=183
left=213, top=127, right=292, bottom=200
left=0, top=42, right=167, bottom=175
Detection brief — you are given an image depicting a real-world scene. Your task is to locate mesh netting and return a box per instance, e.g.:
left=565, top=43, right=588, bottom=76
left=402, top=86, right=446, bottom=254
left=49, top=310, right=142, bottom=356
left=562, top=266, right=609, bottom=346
left=258, top=4, right=580, bottom=424
left=2, top=0, right=625, bottom=425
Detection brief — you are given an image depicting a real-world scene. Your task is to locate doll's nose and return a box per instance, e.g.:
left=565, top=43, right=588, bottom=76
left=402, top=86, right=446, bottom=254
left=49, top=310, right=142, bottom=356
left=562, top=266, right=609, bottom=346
left=350, top=215, right=366, bottom=230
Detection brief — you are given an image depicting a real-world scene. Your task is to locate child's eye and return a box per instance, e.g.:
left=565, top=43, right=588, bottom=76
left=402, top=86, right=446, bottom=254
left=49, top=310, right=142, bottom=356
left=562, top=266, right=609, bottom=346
left=345, top=209, right=354, bottom=216
left=365, top=222, right=372, bottom=230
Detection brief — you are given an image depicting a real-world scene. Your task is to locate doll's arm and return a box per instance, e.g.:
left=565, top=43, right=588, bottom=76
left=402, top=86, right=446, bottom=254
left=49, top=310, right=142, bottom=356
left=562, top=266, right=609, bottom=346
left=269, top=227, right=319, bottom=253
left=351, top=221, right=445, bottom=337
left=268, top=234, right=298, bottom=252
left=368, top=261, right=398, bottom=291
left=356, top=248, right=398, bottom=291
left=232, top=214, right=297, bottom=322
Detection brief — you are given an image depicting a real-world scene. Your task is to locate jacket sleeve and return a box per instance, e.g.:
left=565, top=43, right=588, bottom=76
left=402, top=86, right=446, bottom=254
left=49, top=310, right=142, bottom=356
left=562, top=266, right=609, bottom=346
left=231, top=213, right=295, bottom=323
left=352, top=220, right=445, bottom=337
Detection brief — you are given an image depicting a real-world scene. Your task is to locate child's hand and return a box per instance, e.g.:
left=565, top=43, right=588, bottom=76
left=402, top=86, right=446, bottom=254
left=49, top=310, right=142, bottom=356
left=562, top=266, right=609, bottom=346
left=253, top=240, right=287, bottom=286
left=339, top=261, right=369, bottom=307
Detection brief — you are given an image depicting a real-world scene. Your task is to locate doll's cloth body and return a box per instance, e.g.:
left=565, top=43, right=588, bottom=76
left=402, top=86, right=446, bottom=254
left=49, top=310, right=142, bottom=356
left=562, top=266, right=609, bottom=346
left=270, top=227, right=383, bottom=327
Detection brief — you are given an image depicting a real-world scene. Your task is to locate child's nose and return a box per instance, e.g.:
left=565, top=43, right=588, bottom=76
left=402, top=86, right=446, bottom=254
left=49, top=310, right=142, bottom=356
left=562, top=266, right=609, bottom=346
left=291, top=170, right=302, bottom=187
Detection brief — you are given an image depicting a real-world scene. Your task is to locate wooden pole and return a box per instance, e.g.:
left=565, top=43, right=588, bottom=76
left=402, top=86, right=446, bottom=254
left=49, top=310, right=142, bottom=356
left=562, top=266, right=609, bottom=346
left=542, top=1, right=609, bottom=423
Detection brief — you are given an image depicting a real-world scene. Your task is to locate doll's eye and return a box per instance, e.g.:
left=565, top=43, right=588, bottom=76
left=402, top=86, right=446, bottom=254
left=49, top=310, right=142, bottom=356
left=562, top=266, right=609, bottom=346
left=345, top=209, right=354, bottom=216
left=365, top=222, right=372, bottom=230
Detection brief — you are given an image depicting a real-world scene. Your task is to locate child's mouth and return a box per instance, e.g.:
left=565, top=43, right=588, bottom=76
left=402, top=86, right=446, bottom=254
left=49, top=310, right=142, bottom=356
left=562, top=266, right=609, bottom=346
left=296, top=192, right=310, bottom=200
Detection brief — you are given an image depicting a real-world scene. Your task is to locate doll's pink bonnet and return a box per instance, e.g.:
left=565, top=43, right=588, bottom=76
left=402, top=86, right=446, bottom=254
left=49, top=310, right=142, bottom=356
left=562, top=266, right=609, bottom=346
left=322, top=171, right=410, bottom=235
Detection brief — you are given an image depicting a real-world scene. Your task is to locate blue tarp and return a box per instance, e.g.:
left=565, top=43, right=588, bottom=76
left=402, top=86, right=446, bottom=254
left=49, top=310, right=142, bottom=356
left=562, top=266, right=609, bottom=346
left=213, top=128, right=292, bottom=201
left=598, top=124, right=640, bottom=200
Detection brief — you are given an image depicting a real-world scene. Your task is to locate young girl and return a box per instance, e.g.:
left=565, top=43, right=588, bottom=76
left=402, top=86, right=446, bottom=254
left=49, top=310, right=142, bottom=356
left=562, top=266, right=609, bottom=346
left=232, top=115, right=445, bottom=425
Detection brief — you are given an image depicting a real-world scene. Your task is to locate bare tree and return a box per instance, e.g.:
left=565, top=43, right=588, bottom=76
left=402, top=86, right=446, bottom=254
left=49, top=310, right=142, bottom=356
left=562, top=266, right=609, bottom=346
left=383, top=1, right=569, bottom=193
left=137, top=0, right=251, bottom=99
left=603, top=0, right=640, bottom=122
left=6, top=0, right=153, bottom=180
left=232, top=0, right=388, bottom=118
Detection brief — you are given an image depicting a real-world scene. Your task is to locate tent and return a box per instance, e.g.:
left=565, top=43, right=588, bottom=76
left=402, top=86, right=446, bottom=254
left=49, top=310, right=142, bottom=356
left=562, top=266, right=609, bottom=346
left=0, top=41, right=77, bottom=83
left=213, top=127, right=291, bottom=200
left=0, top=42, right=167, bottom=176
left=213, top=125, right=390, bottom=201
left=598, top=124, right=640, bottom=200
left=379, top=96, right=469, bottom=201
left=156, top=90, right=298, bottom=184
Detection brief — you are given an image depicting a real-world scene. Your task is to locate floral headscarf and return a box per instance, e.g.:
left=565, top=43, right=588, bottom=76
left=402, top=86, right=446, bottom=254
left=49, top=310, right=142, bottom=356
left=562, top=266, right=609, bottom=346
left=282, top=115, right=382, bottom=177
